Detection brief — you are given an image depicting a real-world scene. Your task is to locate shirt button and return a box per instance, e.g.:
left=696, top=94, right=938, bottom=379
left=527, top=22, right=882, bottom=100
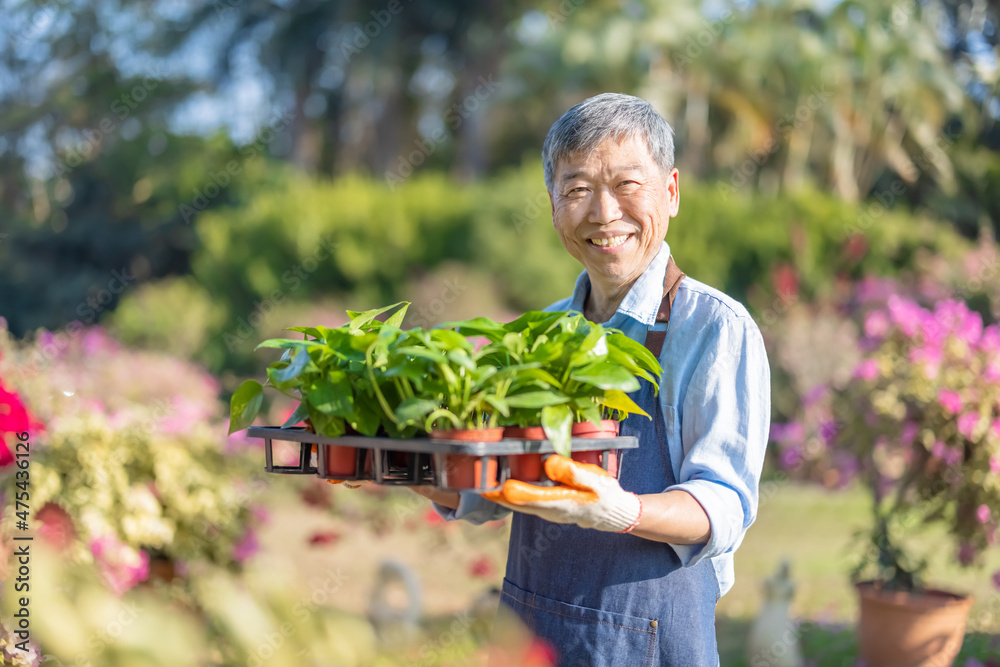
left=649, top=620, right=658, bottom=628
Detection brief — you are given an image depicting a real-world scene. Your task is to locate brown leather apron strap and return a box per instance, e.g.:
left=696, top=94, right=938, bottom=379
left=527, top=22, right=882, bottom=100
left=643, top=255, right=685, bottom=357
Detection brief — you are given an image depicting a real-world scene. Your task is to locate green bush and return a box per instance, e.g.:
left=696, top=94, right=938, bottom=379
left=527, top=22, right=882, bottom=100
left=108, top=162, right=973, bottom=376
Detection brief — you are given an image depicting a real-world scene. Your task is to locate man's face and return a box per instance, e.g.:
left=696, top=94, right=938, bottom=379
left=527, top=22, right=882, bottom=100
left=549, top=135, right=679, bottom=290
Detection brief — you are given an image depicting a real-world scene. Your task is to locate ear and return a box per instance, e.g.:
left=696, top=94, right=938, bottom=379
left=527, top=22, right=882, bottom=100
left=666, top=168, right=680, bottom=218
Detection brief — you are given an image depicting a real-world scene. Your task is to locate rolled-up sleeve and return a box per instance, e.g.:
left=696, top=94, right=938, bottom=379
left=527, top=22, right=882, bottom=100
left=432, top=490, right=512, bottom=524
left=667, top=315, right=771, bottom=566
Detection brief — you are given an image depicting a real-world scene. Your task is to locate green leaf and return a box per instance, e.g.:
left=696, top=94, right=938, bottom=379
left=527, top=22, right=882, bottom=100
left=395, top=346, right=447, bottom=363
left=282, top=402, right=310, bottom=427
left=305, top=405, right=345, bottom=438
left=484, top=394, right=510, bottom=417
left=348, top=301, right=410, bottom=332
left=607, top=333, right=662, bottom=377
left=229, top=380, right=264, bottom=434
left=306, top=374, right=354, bottom=417
left=570, top=362, right=640, bottom=391
left=395, top=398, right=440, bottom=423
left=505, top=391, right=568, bottom=409
left=255, top=338, right=326, bottom=351
left=350, top=400, right=382, bottom=436
left=446, top=349, right=477, bottom=372
left=542, top=404, right=573, bottom=458
left=600, top=389, right=650, bottom=419
left=273, top=347, right=311, bottom=383
left=383, top=302, right=410, bottom=328
left=285, top=326, right=323, bottom=340
left=441, top=317, right=508, bottom=341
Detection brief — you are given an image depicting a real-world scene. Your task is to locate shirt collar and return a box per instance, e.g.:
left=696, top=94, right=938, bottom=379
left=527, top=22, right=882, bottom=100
left=567, top=241, right=671, bottom=326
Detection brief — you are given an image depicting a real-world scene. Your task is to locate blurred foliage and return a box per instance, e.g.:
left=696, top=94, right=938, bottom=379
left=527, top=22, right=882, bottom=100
left=0, top=326, right=262, bottom=570
left=93, top=161, right=974, bottom=377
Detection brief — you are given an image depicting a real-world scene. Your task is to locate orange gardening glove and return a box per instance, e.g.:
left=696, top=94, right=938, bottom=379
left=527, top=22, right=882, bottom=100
left=483, top=455, right=642, bottom=533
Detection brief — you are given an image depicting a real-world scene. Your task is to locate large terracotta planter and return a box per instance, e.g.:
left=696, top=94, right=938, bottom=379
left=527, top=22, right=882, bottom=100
left=431, top=427, right=504, bottom=489
left=856, top=581, right=972, bottom=667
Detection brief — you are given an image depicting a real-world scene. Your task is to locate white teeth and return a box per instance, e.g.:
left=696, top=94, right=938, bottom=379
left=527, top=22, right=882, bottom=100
left=589, top=235, right=629, bottom=248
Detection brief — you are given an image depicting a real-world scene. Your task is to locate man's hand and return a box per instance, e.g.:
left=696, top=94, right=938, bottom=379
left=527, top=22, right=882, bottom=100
left=482, top=455, right=642, bottom=533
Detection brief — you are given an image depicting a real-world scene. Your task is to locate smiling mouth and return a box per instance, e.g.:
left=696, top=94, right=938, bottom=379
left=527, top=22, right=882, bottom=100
left=588, top=234, right=631, bottom=248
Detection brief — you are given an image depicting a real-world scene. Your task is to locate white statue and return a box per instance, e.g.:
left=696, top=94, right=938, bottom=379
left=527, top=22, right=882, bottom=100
left=746, top=559, right=804, bottom=667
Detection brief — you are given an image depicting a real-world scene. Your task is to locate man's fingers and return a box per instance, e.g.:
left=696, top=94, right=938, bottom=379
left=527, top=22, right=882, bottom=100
left=484, top=479, right=597, bottom=506
left=543, top=454, right=612, bottom=489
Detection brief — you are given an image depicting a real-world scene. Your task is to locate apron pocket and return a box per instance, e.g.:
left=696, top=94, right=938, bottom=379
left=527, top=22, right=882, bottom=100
left=499, top=578, right=658, bottom=667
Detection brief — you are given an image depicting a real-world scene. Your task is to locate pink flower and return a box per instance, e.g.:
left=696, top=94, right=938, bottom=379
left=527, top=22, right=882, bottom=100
left=864, top=310, right=890, bottom=338
left=37, top=503, right=77, bottom=551
left=977, top=504, right=991, bottom=524
left=938, top=389, right=964, bottom=415
left=802, top=384, right=827, bottom=408
left=853, top=359, right=879, bottom=382
left=901, top=421, right=918, bottom=447
left=931, top=440, right=948, bottom=459
left=986, top=361, right=1000, bottom=383
left=977, top=325, right=1000, bottom=352
left=992, top=420, right=1000, bottom=439
left=769, top=421, right=804, bottom=444
left=887, top=295, right=924, bottom=337
left=991, top=456, right=1000, bottom=475
left=944, top=447, right=963, bottom=466
left=957, top=412, right=979, bottom=439
left=820, top=421, right=839, bottom=444
left=779, top=444, right=803, bottom=470
left=233, top=528, right=259, bottom=562
left=90, top=535, right=149, bottom=596
left=993, top=570, right=1000, bottom=590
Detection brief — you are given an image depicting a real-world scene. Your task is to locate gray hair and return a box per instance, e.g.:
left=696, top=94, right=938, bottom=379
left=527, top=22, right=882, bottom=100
left=542, top=93, right=676, bottom=191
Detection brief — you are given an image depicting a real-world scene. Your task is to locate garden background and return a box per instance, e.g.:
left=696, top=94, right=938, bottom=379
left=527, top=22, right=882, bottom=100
left=1, top=0, right=1000, bottom=664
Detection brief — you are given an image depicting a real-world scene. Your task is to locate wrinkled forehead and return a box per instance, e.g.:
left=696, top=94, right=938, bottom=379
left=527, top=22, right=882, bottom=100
left=554, top=134, right=659, bottom=179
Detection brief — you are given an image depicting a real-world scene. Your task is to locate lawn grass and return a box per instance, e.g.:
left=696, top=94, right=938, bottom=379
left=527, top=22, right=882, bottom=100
left=261, top=477, right=1000, bottom=665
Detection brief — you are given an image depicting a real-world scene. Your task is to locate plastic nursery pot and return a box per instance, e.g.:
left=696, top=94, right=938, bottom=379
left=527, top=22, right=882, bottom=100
left=503, top=426, right=546, bottom=482
left=570, top=421, right=620, bottom=478
left=855, top=581, right=973, bottom=667
left=430, top=427, right=504, bottom=490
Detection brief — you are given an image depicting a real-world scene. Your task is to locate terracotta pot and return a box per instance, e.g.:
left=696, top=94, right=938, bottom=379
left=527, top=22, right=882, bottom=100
left=431, top=428, right=503, bottom=489
left=431, top=427, right=505, bottom=442
left=324, top=445, right=360, bottom=476
left=570, top=420, right=620, bottom=439
left=503, top=426, right=546, bottom=482
left=856, top=581, right=972, bottom=667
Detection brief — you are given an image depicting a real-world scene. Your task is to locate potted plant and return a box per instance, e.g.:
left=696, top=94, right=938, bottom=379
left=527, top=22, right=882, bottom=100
left=229, top=302, right=411, bottom=478
left=364, top=324, right=522, bottom=489
left=827, top=295, right=1000, bottom=666
left=447, top=312, right=662, bottom=481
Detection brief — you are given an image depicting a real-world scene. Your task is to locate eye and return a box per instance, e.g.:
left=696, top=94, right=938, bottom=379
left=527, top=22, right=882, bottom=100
left=617, top=180, right=639, bottom=189
left=564, top=186, right=589, bottom=197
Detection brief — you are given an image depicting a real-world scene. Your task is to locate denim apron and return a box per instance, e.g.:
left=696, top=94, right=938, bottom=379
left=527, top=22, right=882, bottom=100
left=497, top=258, right=720, bottom=666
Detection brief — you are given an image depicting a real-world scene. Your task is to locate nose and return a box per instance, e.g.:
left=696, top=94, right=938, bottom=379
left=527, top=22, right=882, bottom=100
left=588, top=186, right=621, bottom=225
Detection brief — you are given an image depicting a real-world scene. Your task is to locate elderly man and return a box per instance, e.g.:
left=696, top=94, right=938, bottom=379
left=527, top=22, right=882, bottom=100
left=414, top=93, right=770, bottom=666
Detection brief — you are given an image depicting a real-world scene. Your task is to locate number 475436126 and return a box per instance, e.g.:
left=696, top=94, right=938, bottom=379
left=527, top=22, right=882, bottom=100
left=14, top=431, right=29, bottom=528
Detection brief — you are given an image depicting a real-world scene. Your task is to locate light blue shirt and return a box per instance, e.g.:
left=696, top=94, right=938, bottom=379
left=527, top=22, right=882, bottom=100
left=433, top=241, right=771, bottom=598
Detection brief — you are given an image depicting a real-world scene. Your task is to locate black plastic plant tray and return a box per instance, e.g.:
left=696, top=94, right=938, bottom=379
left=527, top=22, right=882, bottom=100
left=246, top=427, right=639, bottom=492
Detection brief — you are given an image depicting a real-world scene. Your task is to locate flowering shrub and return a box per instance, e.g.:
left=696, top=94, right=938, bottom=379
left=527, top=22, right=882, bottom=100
left=830, top=295, right=1000, bottom=591
left=0, top=325, right=263, bottom=597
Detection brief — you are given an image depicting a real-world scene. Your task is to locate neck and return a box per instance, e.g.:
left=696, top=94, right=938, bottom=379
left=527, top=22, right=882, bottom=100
left=584, top=277, right=637, bottom=324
